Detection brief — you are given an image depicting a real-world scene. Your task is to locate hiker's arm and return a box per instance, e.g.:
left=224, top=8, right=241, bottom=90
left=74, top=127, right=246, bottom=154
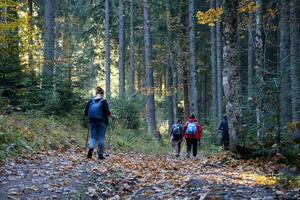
left=102, top=100, right=111, bottom=117
left=218, top=122, right=223, bottom=131
left=84, top=100, right=91, bottom=116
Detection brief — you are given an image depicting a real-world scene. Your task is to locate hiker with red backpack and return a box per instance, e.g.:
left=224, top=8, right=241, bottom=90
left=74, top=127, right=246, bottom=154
left=183, top=113, right=202, bottom=158
left=170, top=119, right=184, bottom=157
left=84, top=86, right=113, bottom=160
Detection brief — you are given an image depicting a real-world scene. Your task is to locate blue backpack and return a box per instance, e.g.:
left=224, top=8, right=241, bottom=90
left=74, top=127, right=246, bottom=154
left=172, top=124, right=182, bottom=136
left=88, top=98, right=104, bottom=121
left=186, top=122, right=197, bottom=135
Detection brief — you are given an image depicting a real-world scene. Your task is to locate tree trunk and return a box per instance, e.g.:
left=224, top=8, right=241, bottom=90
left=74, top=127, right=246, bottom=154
left=143, top=0, right=160, bottom=142
left=248, top=12, right=254, bottom=98
left=223, top=0, right=242, bottom=153
left=290, top=0, right=300, bottom=139
left=43, top=0, right=55, bottom=90
left=105, top=0, right=111, bottom=101
left=118, top=0, right=126, bottom=97
left=216, top=0, right=223, bottom=124
left=188, top=0, right=198, bottom=116
left=255, top=0, right=265, bottom=140
left=28, top=0, right=34, bottom=78
left=210, top=0, right=218, bottom=124
left=137, top=47, right=142, bottom=92
left=280, top=0, right=291, bottom=133
left=129, top=0, right=135, bottom=96
left=166, top=0, right=174, bottom=132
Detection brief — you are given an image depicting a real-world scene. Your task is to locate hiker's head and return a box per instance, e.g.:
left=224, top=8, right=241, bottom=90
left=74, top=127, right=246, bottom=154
left=190, top=113, right=195, bottom=119
left=176, top=119, right=181, bottom=123
left=223, top=115, right=227, bottom=120
left=96, top=86, right=104, bottom=96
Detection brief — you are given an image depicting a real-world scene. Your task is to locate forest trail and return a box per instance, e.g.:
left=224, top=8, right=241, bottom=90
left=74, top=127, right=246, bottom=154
left=0, top=147, right=299, bottom=200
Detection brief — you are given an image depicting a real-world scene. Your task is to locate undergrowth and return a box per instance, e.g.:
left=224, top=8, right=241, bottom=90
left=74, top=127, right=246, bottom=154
left=0, top=112, right=221, bottom=162
left=0, top=112, right=85, bottom=162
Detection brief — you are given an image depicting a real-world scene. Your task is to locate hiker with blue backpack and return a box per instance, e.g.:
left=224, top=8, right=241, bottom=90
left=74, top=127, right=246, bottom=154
left=170, top=119, right=184, bottom=157
left=84, top=86, right=113, bottom=160
left=183, top=113, right=202, bottom=158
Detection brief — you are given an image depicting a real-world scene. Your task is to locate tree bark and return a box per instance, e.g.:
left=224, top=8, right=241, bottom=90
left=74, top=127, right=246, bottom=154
left=28, top=0, right=34, bottom=78
left=248, top=12, right=254, bottom=98
left=105, top=0, right=111, bottom=101
left=129, top=0, right=135, bottom=96
left=188, top=0, right=198, bottom=116
left=143, top=0, right=160, bottom=142
left=280, top=0, right=291, bottom=133
left=223, top=0, right=242, bottom=153
left=216, top=0, right=223, bottom=124
left=43, top=0, right=55, bottom=90
left=290, top=0, right=300, bottom=138
left=254, top=0, right=265, bottom=139
left=118, top=0, right=126, bottom=97
left=210, top=0, right=218, bottom=124
left=166, top=0, right=174, bottom=131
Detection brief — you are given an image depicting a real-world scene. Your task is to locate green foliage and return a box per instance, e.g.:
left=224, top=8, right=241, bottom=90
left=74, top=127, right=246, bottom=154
left=0, top=113, right=85, bottom=162
left=110, top=96, right=143, bottom=129
left=278, top=175, right=300, bottom=189
left=109, top=121, right=170, bottom=155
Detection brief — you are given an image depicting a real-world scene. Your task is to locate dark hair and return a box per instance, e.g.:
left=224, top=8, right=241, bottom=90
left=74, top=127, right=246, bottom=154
left=176, top=119, right=181, bottom=123
left=190, top=113, right=195, bottom=119
left=96, top=86, right=104, bottom=95
left=223, top=115, right=227, bottom=120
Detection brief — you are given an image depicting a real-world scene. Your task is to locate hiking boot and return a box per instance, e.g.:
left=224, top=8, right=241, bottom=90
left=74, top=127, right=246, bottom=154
left=186, top=152, right=190, bottom=158
left=87, top=149, right=93, bottom=159
left=98, top=154, right=105, bottom=160
left=175, top=154, right=180, bottom=158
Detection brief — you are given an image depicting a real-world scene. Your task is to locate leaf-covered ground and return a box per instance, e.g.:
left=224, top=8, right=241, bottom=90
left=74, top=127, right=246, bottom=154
left=0, top=147, right=299, bottom=200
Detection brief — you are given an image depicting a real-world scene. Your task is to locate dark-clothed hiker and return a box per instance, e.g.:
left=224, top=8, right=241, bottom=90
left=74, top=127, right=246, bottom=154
left=170, top=119, right=184, bottom=157
left=85, top=86, right=111, bottom=160
left=219, top=115, right=229, bottom=150
left=184, top=114, right=202, bottom=158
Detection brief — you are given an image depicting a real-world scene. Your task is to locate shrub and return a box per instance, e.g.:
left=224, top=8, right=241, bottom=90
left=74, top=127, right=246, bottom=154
left=110, top=96, right=143, bottom=129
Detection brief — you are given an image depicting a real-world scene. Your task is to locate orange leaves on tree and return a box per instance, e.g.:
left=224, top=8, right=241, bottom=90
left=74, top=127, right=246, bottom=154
left=239, top=0, right=257, bottom=13
left=196, top=8, right=223, bottom=26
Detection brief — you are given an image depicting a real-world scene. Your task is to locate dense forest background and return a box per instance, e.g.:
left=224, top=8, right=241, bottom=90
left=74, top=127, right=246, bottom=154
left=0, top=0, right=300, bottom=164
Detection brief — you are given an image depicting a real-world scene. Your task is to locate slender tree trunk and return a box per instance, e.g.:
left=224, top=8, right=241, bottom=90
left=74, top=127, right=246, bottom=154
left=280, top=0, right=291, bottom=133
left=216, top=0, right=223, bottom=124
left=183, top=54, right=190, bottom=119
left=248, top=12, right=254, bottom=98
left=43, top=0, right=55, bottom=90
left=137, top=47, right=142, bottom=92
left=118, top=0, right=125, bottom=97
left=210, top=0, right=218, bottom=124
left=129, top=0, right=135, bottom=96
left=28, top=0, right=34, bottom=78
left=223, top=0, right=242, bottom=153
left=290, top=0, right=300, bottom=139
left=255, top=0, right=265, bottom=139
left=166, top=0, right=174, bottom=131
left=105, top=0, right=111, bottom=101
left=188, top=0, right=198, bottom=116
left=143, top=0, right=160, bottom=142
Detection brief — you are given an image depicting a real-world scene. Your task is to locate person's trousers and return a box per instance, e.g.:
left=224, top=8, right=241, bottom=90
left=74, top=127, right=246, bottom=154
left=186, top=138, right=198, bottom=157
left=222, top=131, right=229, bottom=150
left=171, top=137, right=183, bottom=155
left=88, top=122, right=107, bottom=156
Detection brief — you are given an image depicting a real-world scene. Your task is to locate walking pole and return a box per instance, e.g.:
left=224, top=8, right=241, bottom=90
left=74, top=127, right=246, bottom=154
left=85, top=124, right=89, bottom=155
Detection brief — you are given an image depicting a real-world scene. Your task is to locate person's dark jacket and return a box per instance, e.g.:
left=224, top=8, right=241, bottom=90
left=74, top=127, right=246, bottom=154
left=219, top=120, right=229, bottom=134
left=170, top=123, right=184, bottom=139
left=85, top=97, right=111, bottom=125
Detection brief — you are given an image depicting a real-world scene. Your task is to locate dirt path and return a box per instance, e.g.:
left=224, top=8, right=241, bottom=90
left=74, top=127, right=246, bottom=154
left=0, top=148, right=299, bottom=199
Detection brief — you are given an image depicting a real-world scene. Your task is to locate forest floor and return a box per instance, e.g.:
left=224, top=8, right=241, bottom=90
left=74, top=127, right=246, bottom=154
left=0, top=147, right=299, bottom=200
